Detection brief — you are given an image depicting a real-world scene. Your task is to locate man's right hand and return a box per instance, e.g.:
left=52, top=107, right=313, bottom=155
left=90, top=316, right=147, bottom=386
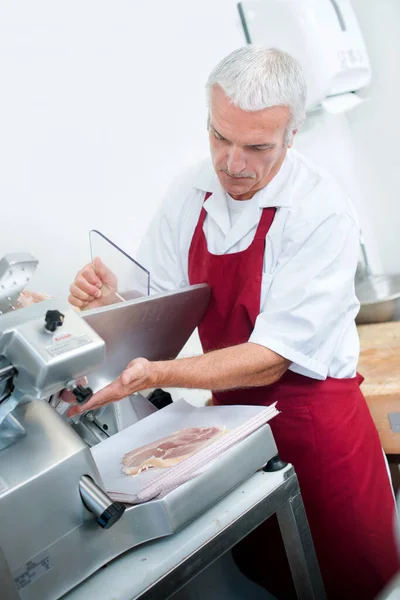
left=68, top=256, right=118, bottom=310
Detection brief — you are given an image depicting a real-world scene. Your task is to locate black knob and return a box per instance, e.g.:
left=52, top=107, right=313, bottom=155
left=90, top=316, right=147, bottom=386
left=148, top=388, right=173, bottom=410
left=97, top=502, right=126, bottom=529
left=73, top=385, right=93, bottom=404
left=45, top=310, right=65, bottom=332
left=263, top=454, right=288, bottom=472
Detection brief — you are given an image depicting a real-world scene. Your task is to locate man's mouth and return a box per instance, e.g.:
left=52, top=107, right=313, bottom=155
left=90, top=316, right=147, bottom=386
left=220, top=170, right=255, bottom=180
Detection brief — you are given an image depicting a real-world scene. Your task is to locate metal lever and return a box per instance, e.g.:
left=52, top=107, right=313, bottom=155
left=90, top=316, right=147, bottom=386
left=79, top=475, right=125, bottom=529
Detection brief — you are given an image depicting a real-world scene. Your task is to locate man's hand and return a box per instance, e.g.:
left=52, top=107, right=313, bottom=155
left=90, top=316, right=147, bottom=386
left=66, top=358, right=157, bottom=417
left=65, top=342, right=289, bottom=418
left=68, top=256, right=118, bottom=310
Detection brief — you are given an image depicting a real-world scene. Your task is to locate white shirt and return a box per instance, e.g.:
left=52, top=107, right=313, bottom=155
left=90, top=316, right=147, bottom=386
left=137, top=149, right=360, bottom=380
left=225, top=192, right=258, bottom=227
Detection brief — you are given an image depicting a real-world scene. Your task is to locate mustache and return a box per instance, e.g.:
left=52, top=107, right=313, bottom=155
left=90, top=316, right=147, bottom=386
left=219, top=168, right=257, bottom=179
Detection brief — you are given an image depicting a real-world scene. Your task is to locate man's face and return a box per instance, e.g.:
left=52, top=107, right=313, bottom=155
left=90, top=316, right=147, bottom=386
left=209, top=86, right=294, bottom=200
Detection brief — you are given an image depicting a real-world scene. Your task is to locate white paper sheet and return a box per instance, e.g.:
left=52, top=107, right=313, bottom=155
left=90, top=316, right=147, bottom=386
left=91, top=399, right=267, bottom=499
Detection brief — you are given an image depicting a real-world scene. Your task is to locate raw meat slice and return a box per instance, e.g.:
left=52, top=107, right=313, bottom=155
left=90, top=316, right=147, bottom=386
left=122, top=426, right=226, bottom=475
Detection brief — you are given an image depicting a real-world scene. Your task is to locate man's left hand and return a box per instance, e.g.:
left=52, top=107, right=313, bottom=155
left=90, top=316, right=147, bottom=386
left=66, top=358, right=157, bottom=417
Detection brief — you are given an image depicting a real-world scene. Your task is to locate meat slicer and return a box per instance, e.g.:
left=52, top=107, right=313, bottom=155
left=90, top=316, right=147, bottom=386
left=0, top=253, right=279, bottom=600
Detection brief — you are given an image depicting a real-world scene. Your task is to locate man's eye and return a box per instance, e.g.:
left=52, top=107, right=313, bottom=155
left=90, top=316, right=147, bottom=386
left=253, top=146, right=270, bottom=152
left=214, top=131, right=224, bottom=141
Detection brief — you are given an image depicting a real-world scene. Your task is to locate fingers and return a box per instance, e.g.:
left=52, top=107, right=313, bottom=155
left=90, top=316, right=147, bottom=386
left=81, top=263, right=103, bottom=288
left=120, top=360, right=148, bottom=386
left=66, top=359, right=153, bottom=418
left=68, top=258, right=116, bottom=311
left=68, top=294, right=86, bottom=309
left=67, top=380, right=129, bottom=417
left=73, top=275, right=101, bottom=299
left=93, top=256, right=117, bottom=288
left=68, top=283, right=94, bottom=309
left=68, top=263, right=103, bottom=308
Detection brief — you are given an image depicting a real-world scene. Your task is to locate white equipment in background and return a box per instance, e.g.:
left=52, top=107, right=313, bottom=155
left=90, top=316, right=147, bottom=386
left=238, top=0, right=372, bottom=113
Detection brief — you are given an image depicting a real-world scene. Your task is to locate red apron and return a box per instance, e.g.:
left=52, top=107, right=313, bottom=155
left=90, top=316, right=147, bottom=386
left=188, top=193, right=400, bottom=600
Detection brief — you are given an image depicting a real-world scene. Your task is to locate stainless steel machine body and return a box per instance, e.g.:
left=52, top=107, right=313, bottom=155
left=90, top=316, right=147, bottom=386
left=0, top=269, right=280, bottom=600
left=0, top=299, right=105, bottom=400
left=0, top=253, right=38, bottom=315
left=0, top=400, right=106, bottom=598
left=69, top=284, right=211, bottom=446
left=10, top=421, right=276, bottom=600
left=0, top=287, right=128, bottom=599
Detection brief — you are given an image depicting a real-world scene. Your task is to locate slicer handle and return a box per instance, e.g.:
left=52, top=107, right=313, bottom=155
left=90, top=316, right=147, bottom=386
left=79, top=475, right=125, bottom=529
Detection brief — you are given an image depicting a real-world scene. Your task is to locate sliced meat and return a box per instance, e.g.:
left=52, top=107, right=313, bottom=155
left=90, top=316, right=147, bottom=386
left=122, top=426, right=226, bottom=475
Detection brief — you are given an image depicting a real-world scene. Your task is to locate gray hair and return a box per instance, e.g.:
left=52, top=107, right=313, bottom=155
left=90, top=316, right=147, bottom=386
left=206, top=46, right=307, bottom=145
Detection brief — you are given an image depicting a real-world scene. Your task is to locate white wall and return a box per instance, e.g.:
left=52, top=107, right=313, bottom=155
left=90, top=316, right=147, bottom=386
left=3, top=1, right=398, bottom=284
left=0, top=0, right=245, bottom=297
left=0, top=1, right=247, bottom=408
left=3, top=0, right=397, bottom=406
left=347, top=0, right=400, bottom=274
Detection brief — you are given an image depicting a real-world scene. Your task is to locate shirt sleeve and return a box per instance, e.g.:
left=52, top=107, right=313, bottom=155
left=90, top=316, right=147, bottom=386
left=136, top=178, right=188, bottom=294
left=249, top=212, right=360, bottom=379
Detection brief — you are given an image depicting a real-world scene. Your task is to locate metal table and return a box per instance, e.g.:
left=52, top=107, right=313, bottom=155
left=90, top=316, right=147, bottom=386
left=64, top=464, right=325, bottom=600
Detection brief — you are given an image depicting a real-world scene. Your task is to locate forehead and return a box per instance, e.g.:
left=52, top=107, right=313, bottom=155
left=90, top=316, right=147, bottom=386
left=209, top=85, right=290, bottom=144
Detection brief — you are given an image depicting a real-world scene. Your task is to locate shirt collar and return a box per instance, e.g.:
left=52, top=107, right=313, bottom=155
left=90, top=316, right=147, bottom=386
left=193, top=150, right=294, bottom=209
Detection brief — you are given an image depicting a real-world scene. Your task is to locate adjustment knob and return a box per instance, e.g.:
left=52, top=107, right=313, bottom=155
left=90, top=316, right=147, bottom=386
left=45, top=310, right=65, bottom=332
left=73, top=385, right=93, bottom=404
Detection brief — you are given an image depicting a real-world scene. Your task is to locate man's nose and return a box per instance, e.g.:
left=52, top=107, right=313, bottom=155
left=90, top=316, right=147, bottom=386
left=227, top=146, right=246, bottom=175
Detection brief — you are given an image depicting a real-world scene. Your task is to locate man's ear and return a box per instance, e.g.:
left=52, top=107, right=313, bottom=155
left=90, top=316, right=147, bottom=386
left=287, top=129, right=298, bottom=148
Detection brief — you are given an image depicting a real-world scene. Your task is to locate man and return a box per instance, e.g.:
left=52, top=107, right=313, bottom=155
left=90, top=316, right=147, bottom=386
left=68, top=47, right=399, bottom=598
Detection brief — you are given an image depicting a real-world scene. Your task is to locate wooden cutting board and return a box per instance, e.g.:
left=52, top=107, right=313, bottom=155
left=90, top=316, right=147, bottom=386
left=358, top=322, right=400, bottom=454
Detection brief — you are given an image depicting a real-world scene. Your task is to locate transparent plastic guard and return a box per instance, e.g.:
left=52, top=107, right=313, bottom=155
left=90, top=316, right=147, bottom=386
left=89, top=230, right=150, bottom=306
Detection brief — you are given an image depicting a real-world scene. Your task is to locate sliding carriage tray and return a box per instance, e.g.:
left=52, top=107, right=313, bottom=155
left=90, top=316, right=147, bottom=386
left=69, top=402, right=279, bottom=600
left=0, top=278, right=279, bottom=600
left=12, top=413, right=277, bottom=600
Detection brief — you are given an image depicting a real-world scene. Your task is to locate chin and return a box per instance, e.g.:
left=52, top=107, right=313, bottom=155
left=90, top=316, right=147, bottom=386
left=227, top=184, right=254, bottom=198
left=217, top=173, right=251, bottom=195
left=227, top=184, right=250, bottom=196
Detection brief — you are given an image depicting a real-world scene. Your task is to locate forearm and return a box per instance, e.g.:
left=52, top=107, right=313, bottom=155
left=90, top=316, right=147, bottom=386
left=67, top=342, right=291, bottom=416
left=154, top=342, right=290, bottom=391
